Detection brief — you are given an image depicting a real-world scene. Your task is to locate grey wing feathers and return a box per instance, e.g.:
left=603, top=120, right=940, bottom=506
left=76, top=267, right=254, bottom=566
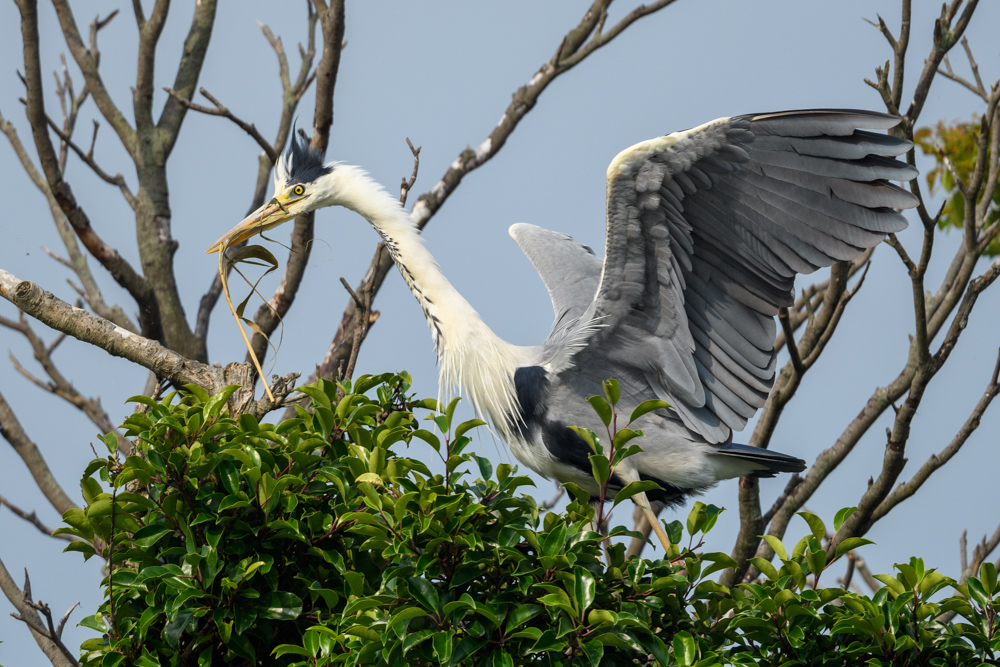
left=586, top=109, right=917, bottom=443
left=509, top=223, right=603, bottom=333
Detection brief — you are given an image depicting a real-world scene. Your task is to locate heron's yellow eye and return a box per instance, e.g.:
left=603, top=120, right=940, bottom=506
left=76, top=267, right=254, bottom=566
left=293, top=185, right=305, bottom=196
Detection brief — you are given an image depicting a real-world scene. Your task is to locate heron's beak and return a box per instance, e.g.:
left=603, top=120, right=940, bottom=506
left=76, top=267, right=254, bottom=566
left=206, top=194, right=298, bottom=254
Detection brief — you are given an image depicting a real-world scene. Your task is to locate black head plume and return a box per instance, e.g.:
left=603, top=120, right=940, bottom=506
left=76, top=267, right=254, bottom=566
left=283, top=123, right=333, bottom=187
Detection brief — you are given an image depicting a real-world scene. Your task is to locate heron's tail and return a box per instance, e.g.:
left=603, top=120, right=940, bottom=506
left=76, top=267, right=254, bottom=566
left=710, top=443, right=806, bottom=479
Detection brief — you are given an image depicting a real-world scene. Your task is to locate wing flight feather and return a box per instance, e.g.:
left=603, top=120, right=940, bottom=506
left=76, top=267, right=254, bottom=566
left=578, top=109, right=917, bottom=443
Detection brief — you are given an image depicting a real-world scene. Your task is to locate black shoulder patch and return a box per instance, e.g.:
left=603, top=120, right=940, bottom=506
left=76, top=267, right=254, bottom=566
left=284, top=130, right=333, bottom=187
left=513, top=366, right=548, bottom=428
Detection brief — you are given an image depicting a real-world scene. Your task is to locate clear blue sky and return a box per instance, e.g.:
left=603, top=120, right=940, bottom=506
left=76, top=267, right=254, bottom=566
left=1, top=2, right=998, bottom=663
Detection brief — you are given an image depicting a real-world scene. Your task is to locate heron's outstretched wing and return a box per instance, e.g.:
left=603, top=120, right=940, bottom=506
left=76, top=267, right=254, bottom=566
left=509, top=223, right=603, bottom=333
left=582, top=109, right=918, bottom=443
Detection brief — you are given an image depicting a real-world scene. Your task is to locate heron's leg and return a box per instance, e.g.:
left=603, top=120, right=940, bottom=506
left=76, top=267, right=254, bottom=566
left=633, top=491, right=672, bottom=554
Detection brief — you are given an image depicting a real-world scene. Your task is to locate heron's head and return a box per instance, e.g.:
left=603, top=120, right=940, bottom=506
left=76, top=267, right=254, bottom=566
left=207, top=133, right=345, bottom=253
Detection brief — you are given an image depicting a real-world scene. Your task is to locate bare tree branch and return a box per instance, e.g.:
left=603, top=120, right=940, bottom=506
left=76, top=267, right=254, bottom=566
left=16, top=0, right=157, bottom=337
left=48, top=0, right=137, bottom=153
left=869, top=346, right=1000, bottom=524
left=163, top=87, right=278, bottom=163
left=2, top=270, right=217, bottom=396
left=44, top=115, right=135, bottom=207
left=0, top=390, right=76, bottom=517
left=0, top=108, right=135, bottom=332
left=0, top=310, right=127, bottom=452
left=0, top=494, right=76, bottom=542
left=0, top=562, right=77, bottom=667
left=157, top=0, right=220, bottom=155
left=940, top=36, right=989, bottom=101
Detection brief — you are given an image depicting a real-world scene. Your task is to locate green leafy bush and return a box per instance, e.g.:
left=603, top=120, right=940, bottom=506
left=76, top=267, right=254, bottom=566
left=60, top=374, right=999, bottom=666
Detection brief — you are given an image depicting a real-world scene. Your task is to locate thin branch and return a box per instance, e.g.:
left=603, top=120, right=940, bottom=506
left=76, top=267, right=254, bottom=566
left=0, top=309, right=127, bottom=452
left=777, top=308, right=804, bottom=375
left=48, top=0, right=137, bottom=154
left=0, top=494, right=76, bottom=542
left=244, top=0, right=344, bottom=369
left=44, top=114, right=135, bottom=207
left=0, top=390, right=77, bottom=516
left=828, top=257, right=1000, bottom=554
left=163, top=87, right=278, bottom=163
left=0, top=270, right=298, bottom=418
left=939, top=521, right=1000, bottom=624
left=339, top=277, right=363, bottom=310
left=869, top=347, right=1000, bottom=524
left=0, top=561, right=77, bottom=667
left=904, top=0, right=978, bottom=122
left=939, top=36, right=989, bottom=101
left=399, top=138, right=421, bottom=206
left=0, top=108, right=136, bottom=332
left=731, top=0, right=987, bottom=583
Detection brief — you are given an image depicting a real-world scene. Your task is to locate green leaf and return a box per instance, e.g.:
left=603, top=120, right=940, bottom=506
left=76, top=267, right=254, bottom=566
left=797, top=511, right=826, bottom=541
left=806, top=544, right=827, bottom=576
left=164, top=610, right=194, bottom=648
left=455, top=418, right=486, bottom=440
left=980, top=561, right=998, bottom=595
left=217, top=460, right=240, bottom=495
left=473, top=455, right=492, bottom=482
left=433, top=631, right=453, bottom=664
left=833, top=506, right=857, bottom=533
left=966, top=577, right=989, bottom=607
left=835, top=537, right=875, bottom=560
left=602, top=379, right=620, bottom=405
left=750, top=557, right=779, bottom=581
left=389, top=606, right=428, bottom=637
left=611, top=480, right=661, bottom=510
left=505, top=604, right=543, bottom=631
left=133, top=524, right=174, bottom=548
left=611, top=427, right=642, bottom=450
left=873, top=574, right=905, bottom=596
left=589, top=453, right=610, bottom=488
left=411, top=429, right=441, bottom=453
left=573, top=567, right=596, bottom=615
left=542, top=522, right=568, bottom=558
left=81, top=477, right=104, bottom=505
left=581, top=640, right=604, bottom=667
left=628, top=399, right=671, bottom=425
left=568, top=425, right=598, bottom=453
left=761, top=535, right=788, bottom=562
left=259, top=591, right=303, bottom=620
left=687, top=502, right=708, bottom=535
left=408, top=576, right=441, bottom=613
left=61, top=508, right=94, bottom=540
left=672, top=630, right=696, bottom=666
left=562, top=482, right=591, bottom=505
left=586, top=396, right=613, bottom=427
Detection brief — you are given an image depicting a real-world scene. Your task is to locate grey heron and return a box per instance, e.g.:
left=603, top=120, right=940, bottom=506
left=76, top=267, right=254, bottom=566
left=209, top=109, right=918, bottom=553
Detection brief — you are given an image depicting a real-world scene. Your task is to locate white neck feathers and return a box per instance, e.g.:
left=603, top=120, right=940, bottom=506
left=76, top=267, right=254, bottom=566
left=329, top=165, right=521, bottom=429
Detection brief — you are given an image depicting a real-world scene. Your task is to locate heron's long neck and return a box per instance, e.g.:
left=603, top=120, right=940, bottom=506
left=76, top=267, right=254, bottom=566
left=335, top=166, right=520, bottom=426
